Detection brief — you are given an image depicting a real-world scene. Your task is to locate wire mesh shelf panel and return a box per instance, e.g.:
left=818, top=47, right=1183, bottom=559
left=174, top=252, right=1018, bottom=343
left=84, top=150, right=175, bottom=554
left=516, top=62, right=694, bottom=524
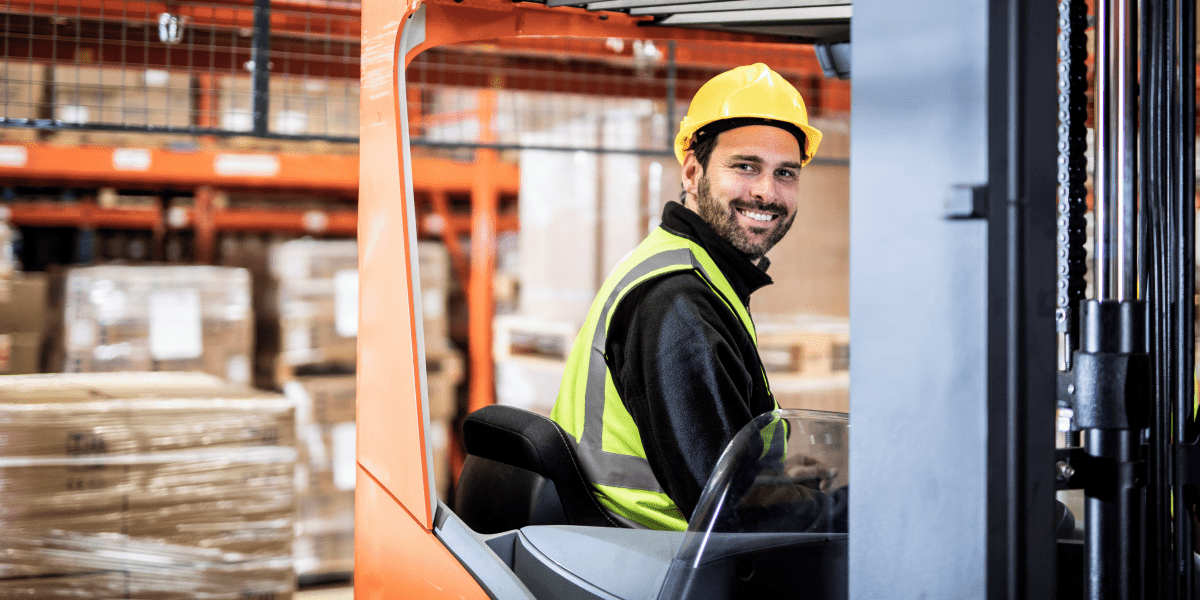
left=0, top=0, right=360, bottom=139
left=405, top=37, right=850, bottom=157
left=0, top=1, right=850, bottom=147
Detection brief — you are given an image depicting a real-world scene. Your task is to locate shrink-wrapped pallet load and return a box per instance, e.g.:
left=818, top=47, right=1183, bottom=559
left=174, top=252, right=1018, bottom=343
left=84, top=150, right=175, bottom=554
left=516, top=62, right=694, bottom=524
left=57, top=266, right=254, bottom=386
left=0, top=372, right=296, bottom=599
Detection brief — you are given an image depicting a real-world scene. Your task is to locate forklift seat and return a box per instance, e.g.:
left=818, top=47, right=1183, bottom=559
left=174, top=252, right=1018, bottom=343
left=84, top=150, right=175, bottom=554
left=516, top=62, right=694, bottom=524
left=454, top=405, right=623, bottom=533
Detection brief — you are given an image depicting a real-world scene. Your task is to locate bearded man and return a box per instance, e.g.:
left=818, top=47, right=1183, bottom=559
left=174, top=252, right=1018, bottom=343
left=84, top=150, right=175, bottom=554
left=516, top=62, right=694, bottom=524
left=551, top=63, right=822, bottom=530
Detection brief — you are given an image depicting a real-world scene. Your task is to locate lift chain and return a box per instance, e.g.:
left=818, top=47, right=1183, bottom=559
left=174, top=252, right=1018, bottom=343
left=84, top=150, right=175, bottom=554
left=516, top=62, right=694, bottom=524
left=1055, top=0, right=1091, bottom=348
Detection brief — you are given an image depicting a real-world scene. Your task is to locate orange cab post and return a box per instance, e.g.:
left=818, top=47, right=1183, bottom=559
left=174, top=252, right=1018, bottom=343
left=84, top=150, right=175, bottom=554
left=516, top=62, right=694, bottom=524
left=355, top=1, right=791, bottom=596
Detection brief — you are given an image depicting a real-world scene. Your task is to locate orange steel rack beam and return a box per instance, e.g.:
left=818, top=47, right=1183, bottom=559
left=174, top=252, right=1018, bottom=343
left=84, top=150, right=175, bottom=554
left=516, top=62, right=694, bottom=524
left=1, top=141, right=519, bottom=264
left=0, top=142, right=518, bottom=194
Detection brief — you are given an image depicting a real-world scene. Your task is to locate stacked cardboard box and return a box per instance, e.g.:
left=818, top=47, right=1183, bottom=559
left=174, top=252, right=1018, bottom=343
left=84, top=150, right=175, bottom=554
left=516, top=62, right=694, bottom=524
left=57, top=266, right=254, bottom=386
left=263, top=239, right=359, bottom=383
left=0, top=272, right=49, bottom=374
left=0, top=372, right=296, bottom=599
left=52, top=66, right=193, bottom=129
left=264, top=239, right=462, bottom=580
left=517, top=106, right=664, bottom=324
left=754, top=314, right=850, bottom=414
left=285, top=375, right=356, bottom=579
left=499, top=104, right=673, bottom=418
left=493, top=315, right=578, bottom=418
left=218, top=76, right=358, bottom=138
left=1, top=60, right=47, bottom=121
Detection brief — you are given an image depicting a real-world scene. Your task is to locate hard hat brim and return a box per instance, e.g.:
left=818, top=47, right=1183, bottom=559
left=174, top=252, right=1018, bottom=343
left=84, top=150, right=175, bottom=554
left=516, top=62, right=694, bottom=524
left=674, top=116, right=823, bottom=167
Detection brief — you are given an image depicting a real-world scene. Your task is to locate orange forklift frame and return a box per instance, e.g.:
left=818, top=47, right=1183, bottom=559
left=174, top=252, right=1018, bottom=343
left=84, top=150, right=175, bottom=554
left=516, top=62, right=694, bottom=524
left=354, top=1, right=798, bottom=596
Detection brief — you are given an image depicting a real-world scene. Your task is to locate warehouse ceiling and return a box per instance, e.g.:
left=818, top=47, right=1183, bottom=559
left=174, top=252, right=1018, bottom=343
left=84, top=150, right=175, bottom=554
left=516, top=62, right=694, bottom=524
left=541, top=0, right=852, bottom=42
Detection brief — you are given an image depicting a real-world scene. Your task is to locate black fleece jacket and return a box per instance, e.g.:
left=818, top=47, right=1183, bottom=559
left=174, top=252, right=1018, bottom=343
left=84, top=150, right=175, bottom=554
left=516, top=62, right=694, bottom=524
left=605, top=201, right=776, bottom=521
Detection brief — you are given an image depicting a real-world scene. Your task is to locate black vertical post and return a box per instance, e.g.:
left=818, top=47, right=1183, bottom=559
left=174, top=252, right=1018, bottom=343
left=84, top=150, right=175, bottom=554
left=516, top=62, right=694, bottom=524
left=252, top=0, right=271, bottom=136
left=1141, top=0, right=1168, bottom=595
left=986, top=0, right=1059, bottom=598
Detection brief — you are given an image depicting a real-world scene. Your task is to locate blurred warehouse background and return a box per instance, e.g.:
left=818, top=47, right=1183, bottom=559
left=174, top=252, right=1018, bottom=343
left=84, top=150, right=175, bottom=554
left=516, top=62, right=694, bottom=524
left=0, top=0, right=852, bottom=596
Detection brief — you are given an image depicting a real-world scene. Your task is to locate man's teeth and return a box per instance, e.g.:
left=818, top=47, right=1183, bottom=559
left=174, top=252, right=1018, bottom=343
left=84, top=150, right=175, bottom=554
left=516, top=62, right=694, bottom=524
left=738, top=209, right=776, bottom=222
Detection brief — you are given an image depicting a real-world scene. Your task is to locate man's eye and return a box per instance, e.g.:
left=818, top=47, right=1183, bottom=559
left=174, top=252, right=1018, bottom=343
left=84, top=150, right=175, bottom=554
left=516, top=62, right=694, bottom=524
left=776, top=169, right=797, bottom=179
left=735, top=163, right=756, bottom=172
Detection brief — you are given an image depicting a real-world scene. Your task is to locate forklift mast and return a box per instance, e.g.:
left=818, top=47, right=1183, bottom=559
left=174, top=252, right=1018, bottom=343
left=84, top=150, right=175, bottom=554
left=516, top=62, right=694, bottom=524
left=354, top=0, right=1197, bottom=598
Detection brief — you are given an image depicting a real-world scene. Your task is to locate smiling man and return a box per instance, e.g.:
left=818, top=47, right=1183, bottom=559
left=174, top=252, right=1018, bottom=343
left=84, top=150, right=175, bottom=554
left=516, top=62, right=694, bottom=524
left=551, top=63, right=822, bottom=530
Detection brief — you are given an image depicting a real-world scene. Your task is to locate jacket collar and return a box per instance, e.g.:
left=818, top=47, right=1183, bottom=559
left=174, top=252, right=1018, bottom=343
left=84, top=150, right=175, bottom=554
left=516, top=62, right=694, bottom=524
left=659, top=201, right=773, bottom=304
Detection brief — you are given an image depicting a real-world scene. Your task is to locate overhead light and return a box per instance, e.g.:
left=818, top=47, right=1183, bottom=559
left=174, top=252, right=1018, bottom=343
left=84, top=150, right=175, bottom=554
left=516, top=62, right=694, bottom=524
left=158, top=13, right=186, bottom=44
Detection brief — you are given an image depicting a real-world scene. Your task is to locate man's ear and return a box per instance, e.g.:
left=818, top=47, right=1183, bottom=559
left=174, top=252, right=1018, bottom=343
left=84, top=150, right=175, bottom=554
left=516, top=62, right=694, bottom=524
left=681, top=152, right=702, bottom=203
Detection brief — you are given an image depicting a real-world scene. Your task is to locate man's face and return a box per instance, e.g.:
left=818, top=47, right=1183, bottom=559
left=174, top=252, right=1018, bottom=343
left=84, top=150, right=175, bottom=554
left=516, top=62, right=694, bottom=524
left=683, top=125, right=803, bottom=260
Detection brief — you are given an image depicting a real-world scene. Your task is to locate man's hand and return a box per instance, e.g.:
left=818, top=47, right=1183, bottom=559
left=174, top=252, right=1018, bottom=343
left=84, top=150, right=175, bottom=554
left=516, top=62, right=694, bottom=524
left=785, top=455, right=839, bottom=492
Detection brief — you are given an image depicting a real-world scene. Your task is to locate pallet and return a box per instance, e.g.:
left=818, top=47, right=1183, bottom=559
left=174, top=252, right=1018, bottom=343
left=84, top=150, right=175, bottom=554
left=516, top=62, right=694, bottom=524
left=492, top=315, right=580, bottom=364
left=755, top=315, right=850, bottom=379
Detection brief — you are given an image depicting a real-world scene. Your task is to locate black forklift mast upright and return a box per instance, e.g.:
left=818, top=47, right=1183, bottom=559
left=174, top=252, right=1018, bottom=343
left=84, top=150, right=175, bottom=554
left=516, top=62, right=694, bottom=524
left=1055, top=0, right=1198, bottom=598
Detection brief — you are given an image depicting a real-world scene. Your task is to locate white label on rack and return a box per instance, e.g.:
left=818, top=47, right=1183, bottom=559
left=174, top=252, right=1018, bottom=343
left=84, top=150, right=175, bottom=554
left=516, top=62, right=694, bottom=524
left=112, top=148, right=151, bottom=171
left=0, top=146, right=27, bottom=168
left=302, top=210, right=329, bottom=233
left=274, top=110, right=308, bottom=135
left=167, top=206, right=189, bottom=228
left=225, top=355, right=250, bottom=384
left=334, top=269, right=358, bottom=338
left=90, top=280, right=127, bottom=323
left=285, top=326, right=312, bottom=353
left=148, top=289, right=203, bottom=360
left=213, top=153, right=280, bottom=177
left=422, top=289, right=445, bottom=319
left=68, top=320, right=96, bottom=348
left=331, top=422, right=356, bottom=491
left=143, top=69, right=170, bottom=87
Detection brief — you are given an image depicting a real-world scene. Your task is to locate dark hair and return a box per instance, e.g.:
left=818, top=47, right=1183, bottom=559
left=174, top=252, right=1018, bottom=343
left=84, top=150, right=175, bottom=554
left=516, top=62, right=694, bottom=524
left=690, top=133, right=721, bottom=171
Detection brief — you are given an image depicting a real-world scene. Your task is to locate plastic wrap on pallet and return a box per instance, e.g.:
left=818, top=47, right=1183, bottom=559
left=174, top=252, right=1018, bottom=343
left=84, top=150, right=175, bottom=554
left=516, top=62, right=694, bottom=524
left=0, top=530, right=294, bottom=600
left=0, top=373, right=295, bottom=598
left=58, top=266, right=254, bottom=385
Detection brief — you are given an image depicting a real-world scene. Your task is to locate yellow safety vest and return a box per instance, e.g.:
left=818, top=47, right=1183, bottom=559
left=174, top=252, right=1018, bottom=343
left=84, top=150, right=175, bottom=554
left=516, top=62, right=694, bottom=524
left=551, top=226, right=776, bottom=530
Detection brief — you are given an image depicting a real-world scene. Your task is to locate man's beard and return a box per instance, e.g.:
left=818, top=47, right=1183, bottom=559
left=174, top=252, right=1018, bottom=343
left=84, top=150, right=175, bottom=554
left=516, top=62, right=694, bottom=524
left=695, top=173, right=795, bottom=261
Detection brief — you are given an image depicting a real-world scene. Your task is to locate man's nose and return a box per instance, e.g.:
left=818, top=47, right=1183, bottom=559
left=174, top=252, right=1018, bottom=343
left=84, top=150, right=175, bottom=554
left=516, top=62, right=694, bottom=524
left=749, top=173, right=773, bottom=201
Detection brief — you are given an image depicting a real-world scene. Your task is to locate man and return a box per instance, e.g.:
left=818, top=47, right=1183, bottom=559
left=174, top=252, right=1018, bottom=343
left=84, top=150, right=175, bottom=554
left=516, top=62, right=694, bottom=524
left=551, top=63, right=822, bottom=530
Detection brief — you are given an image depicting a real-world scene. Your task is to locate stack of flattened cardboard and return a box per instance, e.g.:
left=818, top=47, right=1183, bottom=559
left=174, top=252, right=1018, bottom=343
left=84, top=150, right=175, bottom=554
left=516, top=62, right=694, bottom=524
left=0, top=272, right=50, bottom=375
left=56, top=266, right=254, bottom=386
left=0, top=372, right=296, bottom=599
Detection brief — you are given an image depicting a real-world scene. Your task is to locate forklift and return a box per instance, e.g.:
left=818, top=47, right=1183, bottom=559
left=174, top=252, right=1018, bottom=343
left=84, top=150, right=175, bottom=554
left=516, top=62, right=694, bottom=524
left=354, top=0, right=1198, bottom=597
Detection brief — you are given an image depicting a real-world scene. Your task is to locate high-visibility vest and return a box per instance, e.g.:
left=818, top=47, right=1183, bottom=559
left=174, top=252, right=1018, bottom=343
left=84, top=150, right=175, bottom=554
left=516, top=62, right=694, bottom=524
left=551, top=226, right=776, bottom=530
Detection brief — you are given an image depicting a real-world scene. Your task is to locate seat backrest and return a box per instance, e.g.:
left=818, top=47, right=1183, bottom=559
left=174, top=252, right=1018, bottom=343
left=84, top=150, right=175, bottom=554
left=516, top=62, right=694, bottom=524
left=454, top=405, right=621, bottom=532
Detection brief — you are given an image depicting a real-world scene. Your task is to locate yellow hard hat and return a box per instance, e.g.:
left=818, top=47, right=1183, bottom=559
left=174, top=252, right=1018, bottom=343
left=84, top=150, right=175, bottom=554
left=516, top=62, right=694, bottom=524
left=674, top=63, right=823, bottom=166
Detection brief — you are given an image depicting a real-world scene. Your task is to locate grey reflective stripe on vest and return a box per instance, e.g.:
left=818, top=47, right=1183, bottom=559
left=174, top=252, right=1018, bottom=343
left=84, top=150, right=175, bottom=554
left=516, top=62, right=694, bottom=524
left=575, top=445, right=666, bottom=492
left=575, top=248, right=715, bottom=493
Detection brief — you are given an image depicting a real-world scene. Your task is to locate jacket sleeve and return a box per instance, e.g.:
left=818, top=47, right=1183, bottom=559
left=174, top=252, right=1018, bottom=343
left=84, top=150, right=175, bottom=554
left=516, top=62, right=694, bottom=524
left=605, top=272, right=759, bottom=520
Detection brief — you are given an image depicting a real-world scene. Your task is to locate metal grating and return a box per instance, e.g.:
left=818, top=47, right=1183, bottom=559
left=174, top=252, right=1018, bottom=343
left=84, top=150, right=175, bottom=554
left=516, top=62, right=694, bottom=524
left=0, top=0, right=360, bottom=139
left=0, top=0, right=849, bottom=145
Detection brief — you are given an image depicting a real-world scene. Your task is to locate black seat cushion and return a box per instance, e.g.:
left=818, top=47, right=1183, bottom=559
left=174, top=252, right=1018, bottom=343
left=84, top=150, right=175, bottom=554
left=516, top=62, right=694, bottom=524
left=460, top=405, right=621, bottom=529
